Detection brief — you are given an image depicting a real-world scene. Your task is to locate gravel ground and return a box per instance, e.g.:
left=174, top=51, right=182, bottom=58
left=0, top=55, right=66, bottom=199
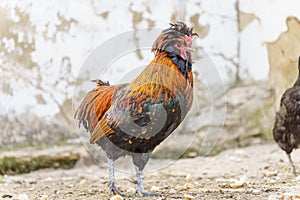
left=1, top=144, right=300, bottom=200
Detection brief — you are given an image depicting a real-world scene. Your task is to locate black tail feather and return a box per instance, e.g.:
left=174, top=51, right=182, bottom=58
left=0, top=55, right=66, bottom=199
left=91, top=79, right=110, bottom=86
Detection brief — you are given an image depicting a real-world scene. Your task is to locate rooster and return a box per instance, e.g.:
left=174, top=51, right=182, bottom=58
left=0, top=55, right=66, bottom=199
left=273, top=56, right=300, bottom=175
left=75, top=22, right=197, bottom=196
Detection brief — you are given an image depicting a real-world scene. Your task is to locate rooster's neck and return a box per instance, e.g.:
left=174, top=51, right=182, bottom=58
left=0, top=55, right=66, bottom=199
left=145, top=52, right=194, bottom=89
left=129, top=52, right=193, bottom=110
left=167, top=52, right=192, bottom=79
left=153, top=52, right=192, bottom=79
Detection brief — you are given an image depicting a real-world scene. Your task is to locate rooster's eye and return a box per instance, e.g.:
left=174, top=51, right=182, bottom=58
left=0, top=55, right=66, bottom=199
left=177, top=43, right=182, bottom=47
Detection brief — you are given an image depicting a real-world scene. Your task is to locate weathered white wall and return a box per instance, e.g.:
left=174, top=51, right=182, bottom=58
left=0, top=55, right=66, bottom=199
left=239, top=0, right=300, bottom=81
left=0, top=0, right=299, bottom=147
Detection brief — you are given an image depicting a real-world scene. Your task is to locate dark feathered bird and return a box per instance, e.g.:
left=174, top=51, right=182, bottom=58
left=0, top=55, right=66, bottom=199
left=75, top=22, right=197, bottom=196
left=273, top=56, right=300, bottom=175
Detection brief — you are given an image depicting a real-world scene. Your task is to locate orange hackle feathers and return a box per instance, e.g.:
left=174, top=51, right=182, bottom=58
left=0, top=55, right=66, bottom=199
left=130, top=52, right=193, bottom=107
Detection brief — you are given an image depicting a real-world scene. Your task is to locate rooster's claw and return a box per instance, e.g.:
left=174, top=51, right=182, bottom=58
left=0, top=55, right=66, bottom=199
left=134, top=188, right=160, bottom=197
left=109, top=182, right=126, bottom=197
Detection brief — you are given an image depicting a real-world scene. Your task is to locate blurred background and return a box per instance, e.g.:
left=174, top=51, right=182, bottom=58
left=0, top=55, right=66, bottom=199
left=0, top=0, right=300, bottom=170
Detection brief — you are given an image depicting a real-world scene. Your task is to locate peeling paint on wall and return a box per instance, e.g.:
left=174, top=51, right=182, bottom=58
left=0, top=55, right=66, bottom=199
left=0, top=7, right=36, bottom=69
left=190, top=14, right=209, bottom=38
left=238, top=11, right=259, bottom=32
left=239, top=0, right=300, bottom=81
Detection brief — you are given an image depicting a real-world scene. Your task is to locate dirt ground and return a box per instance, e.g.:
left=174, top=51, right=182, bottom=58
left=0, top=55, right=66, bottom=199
left=1, top=144, right=300, bottom=200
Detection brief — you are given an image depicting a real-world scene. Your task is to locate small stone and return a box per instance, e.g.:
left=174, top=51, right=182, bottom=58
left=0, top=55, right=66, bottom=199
left=184, top=183, right=195, bottom=189
left=150, top=185, right=160, bottom=192
left=230, top=176, right=247, bottom=189
left=79, top=179, right=86, bottom=185
left=169, top=189, right=176, bottom=194
left=184, top=194, right=194, bottom=200
left=110, top=195, right=124, bottom=200
left=283, top=165, right=291, bottom=171
left=230, top=180, right=246, bottom=188
left=269, top=179, right=276, bottom=184
left=87, top=189, right=94, bottom=194
left=188, top=152, right=198, bottom=158
left=252, top=189, right=261, bottom=194
left=264, top=170, right=277, bottom=177
left=186, top=174, right=192, bottom=180
left=41, top=195, right=49, bottom=200
left=17, top=194, right=29, bottom=200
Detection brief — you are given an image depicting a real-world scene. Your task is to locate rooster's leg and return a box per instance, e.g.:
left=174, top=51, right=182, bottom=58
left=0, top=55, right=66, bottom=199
left=108, top=158, right=125, bottom=196
left=286, top=153, right=296, bottom=176
left=134, top=166, right=160, bottom=196
left=132, top=153, right=160, bottom=196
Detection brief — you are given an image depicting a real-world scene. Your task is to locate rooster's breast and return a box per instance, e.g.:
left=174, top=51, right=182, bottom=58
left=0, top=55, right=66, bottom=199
left=104, top=90, right=191, bottom=153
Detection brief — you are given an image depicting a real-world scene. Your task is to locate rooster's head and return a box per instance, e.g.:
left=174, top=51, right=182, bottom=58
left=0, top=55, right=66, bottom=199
left=152, top=22, right=198, bottom=62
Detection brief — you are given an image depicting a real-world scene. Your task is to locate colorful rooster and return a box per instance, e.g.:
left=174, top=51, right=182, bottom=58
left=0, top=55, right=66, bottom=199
left=75, top=22, right=197, bottom=196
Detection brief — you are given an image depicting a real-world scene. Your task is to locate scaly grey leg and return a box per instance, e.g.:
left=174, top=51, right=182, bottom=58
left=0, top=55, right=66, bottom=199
left=134, top=166, right=160, bottom=196
left=287, top=153, right=296, bottom=176
left=108, top=159, right=125, bottom=196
